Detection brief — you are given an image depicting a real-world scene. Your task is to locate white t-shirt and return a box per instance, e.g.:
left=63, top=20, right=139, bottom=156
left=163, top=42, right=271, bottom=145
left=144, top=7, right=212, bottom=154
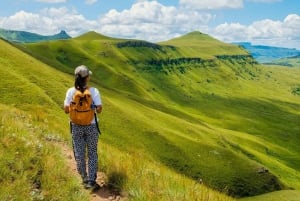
left=64, top=87, right=102, bottom=124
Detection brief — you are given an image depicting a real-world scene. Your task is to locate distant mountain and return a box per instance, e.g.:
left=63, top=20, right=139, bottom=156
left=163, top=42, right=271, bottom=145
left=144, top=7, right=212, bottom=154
left=267, top=54, right=300, bottom=67
left=234, top=42, right=300, bottom=63
left=0, top=28, right=71, bottom=43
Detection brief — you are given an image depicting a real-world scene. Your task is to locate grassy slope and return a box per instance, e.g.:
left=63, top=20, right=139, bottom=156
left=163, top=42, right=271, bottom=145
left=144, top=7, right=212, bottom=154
left=159, top=31, right=246, bottom=58
left=6, top=30, right=300, bottom=200
left=268, top=56, right=300, bottom=67
left=0, top=39, right=89, bottom=200
left=240, top=190, right=300, bottom=201
left=0, top=38, right=235, bottom=201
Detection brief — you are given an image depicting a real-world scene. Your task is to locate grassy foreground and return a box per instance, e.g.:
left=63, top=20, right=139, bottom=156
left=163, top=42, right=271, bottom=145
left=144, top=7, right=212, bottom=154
left=0, top=105, right=89, bottom=201
left=99, top=142, right=236, bottom=201
left=0, top=104, right=235, bottom=201
left=0, top=37, right=237, bottom=200
left=1, top=29, right=300, bottom=200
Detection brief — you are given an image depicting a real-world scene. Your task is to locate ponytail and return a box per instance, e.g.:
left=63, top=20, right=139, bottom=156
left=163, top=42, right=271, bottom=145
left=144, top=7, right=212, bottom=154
left=74, top=74, right=88, bottom=92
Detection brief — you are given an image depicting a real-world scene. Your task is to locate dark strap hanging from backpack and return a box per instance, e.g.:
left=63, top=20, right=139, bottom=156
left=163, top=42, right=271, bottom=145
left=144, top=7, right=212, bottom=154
left=92, top=101, right=101, bottom=135
left=94, top=112, right=101, bottom=135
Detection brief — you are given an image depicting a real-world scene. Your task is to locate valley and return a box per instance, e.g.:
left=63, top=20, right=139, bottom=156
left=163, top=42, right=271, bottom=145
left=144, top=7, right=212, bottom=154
left=0, top=31, right=299, bottom=200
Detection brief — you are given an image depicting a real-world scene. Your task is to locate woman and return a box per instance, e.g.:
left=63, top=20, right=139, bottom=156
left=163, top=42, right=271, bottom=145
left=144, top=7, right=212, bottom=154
left=64, top=65, right=102, bottom=190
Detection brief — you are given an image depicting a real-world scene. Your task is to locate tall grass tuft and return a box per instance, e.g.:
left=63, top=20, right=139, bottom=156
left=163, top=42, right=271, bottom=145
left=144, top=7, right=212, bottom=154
left=0, top=105, right=90, bottom=201
left=99, top=142, right=236, bottom=201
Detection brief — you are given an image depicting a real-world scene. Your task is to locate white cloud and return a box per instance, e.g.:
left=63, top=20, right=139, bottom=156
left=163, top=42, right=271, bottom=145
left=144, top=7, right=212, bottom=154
left=0, top=1, right=299, bottom=49
left=247, top=0, right=281, bottom=2
left=211, top=14, right=300, bottom=49
left=179, top=0, right=243, bottom=9
left=178, top=0, right=281, bottom=10
left=85, top=0, right=98, bottom=5
left=0, top=7, right=97, bottom=36
left=0, top=11, right=41, bottom=32
left=98, top=1, right=213, bottom=41
left=35, top=0, right=67, bottom=3
left=283, top=14, right=300, bottom=31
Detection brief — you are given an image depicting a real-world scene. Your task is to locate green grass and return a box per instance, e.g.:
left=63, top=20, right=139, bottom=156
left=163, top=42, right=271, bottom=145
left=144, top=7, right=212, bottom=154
left=0, top=39, right=89, bottom=200
left=265, top=56, right=300, bottom=68
left=239, top=190, right=300, bottom=201
left=99, top=142, right=236, bottom=201
left=0, top=104, right=89, bottom=201
left=18, top=32, right=300, bottom=195
left=1, top=30, right=300, bottom=201
left=0, top=37, right=237, bottom=200
left=159, top=31, right=248, bottom=59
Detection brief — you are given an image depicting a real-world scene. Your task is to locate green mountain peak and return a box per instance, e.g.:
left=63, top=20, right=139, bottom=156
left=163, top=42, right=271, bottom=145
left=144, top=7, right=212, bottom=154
left=161, top=31, right=220, bottom=46
left=0, top=28, right=70, bottom=42
left=74, top=31, right=113, bottom=40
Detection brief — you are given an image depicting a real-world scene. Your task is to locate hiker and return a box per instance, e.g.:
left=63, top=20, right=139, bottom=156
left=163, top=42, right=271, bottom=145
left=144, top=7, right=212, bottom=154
left=63, top=65, right=102, bottom=190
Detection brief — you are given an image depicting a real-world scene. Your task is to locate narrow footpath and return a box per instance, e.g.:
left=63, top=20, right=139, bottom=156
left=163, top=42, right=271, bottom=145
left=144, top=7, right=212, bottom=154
left=60, top=143, right=127, bottom=201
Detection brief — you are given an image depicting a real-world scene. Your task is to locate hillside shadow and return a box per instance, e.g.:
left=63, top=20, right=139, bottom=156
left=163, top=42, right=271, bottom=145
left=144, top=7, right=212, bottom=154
left=92, top=171, right=127, bottom=200
left=107, top=171, right=127, bottom=193
left=141, top=129, right=288, bottom=198
left=196, top=94, right=300, bottom=171
left=129, top=95, right=211, bottom=128
left=192, top=93, right=300, bottom=141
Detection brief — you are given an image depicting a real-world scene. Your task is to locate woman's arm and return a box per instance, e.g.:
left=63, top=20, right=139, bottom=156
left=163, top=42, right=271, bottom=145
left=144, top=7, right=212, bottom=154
left=96, top=105, right=102, bottom=113
left=64, top=105, right=69, bottom=114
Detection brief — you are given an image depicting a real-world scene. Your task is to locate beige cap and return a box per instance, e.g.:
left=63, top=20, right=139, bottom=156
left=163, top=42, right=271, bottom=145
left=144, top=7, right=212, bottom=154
left=74, top=65, right=92, bottom=77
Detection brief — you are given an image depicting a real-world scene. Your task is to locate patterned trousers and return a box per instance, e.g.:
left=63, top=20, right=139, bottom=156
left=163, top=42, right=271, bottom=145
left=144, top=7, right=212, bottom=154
left=71, top=123, right=99, bottom=182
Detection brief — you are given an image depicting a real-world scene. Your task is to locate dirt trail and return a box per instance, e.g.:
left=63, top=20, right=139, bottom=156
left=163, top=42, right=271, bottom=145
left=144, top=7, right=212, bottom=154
left=60, top=143, right=127, bottom=201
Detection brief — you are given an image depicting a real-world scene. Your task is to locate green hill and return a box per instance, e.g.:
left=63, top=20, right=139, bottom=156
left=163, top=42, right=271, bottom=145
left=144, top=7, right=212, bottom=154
left=0, top=28, right=71, bottom=43
left=0, top=38, right=88, bottom=200
left=0, top=36, right=235, bottom=201
left=159, top=31, right=248, bottom=58
left=240, top=190, right=300, bottom=201
left=265, top=55, right=300, bottom=67
left=74, top=31, right=114, bottom=40
left=1, top=30, right=300, bottom=200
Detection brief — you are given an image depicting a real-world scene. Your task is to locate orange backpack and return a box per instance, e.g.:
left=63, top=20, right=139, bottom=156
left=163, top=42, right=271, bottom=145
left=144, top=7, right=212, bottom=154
left=69, top=88, right=94, bottom=125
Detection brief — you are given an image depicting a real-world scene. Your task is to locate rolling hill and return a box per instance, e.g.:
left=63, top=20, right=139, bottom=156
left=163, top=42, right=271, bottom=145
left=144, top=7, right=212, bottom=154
left=265, top=55, right=300, bottom=67
left=1, top=30, right=300, bottom=200
left=0, top=35, right=235, bottom=201
left=0, top=28, right=71, bottom=43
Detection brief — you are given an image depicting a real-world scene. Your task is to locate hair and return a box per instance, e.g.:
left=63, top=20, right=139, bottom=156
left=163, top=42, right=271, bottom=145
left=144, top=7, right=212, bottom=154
left=74, top=74, right=88, bottom=92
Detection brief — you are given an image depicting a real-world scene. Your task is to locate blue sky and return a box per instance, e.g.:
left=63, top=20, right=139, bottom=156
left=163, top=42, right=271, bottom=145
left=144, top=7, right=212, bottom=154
left=0, top=0, right=299, bottom=49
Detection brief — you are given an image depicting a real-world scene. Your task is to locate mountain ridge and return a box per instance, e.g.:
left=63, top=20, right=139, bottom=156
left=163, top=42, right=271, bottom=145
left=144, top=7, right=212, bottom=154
left=2, top=27, right=299, bottom=63
left=74, top=31, right=115, bottom=40
left=234, top=42, right=300, bottom=63
left=0, top=28, right=71, bottom=43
